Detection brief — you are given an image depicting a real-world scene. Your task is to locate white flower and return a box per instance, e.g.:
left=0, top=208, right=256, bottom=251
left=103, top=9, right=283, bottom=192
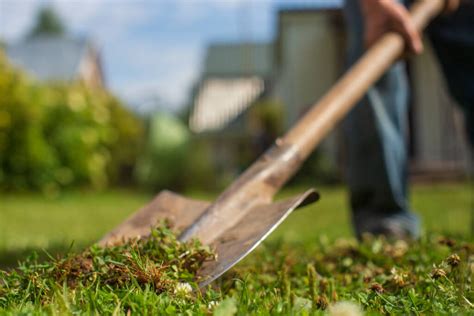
left=207, top=300, right=218, bottom=309
left=174, top=282, right=192, bottom=296
left=328, top=301, right=363, bottom=316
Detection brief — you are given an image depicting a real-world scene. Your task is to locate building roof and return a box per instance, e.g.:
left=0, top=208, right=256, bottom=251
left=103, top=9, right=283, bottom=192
left=203, top=42, right=274, bottom=78
left=190, top=77, right=264, bottom=133
left=6, top=36, right=89, bottom=81
left=189, top=42, right=272, bottom=133
left=276, top=0, right=342, bottom=11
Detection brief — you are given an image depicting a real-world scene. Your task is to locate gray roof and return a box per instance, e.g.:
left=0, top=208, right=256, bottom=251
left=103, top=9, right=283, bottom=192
left=6, top=36, right=88, bottom=81
left=276, top=0, right=342, bottom=10
left=203, top=42, right=274, bottom=78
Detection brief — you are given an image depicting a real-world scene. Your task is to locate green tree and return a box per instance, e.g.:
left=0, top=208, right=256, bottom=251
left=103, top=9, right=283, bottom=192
left=28, top=6, right=66, bottom=38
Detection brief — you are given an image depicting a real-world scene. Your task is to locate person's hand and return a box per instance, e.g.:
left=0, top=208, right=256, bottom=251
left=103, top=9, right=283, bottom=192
left=360, top=0, right=461, bottom=54
left=444, top=0, right=461, bottom=14
left=360, top=0, right=423, bottom=54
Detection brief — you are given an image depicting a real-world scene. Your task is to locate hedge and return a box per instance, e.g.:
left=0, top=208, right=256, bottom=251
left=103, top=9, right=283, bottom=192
left=0, top=52, right=144, bottom=193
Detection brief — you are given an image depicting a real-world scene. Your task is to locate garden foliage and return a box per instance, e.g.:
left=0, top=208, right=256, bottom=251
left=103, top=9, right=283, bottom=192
left=0, top=52, right=143, bottom=192
left=135, top=113, right=217, bottom=191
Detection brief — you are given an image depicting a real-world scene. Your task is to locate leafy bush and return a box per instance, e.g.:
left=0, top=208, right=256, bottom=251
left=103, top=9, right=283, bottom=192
left=0, top=52, right=143, bottom=193
left=135, top=113, right=189, bottom=190
left=135, top=113, right=217, bottom=191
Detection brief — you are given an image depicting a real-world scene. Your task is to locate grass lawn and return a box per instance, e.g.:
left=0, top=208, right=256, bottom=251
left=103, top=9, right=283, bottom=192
left=0, top=183, right=472, bottom=314
left=0, top=183, right=471, bottom=265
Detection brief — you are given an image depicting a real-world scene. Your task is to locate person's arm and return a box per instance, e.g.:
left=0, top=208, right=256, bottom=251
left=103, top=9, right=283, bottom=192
left=359, top=0, right=460, bottom=54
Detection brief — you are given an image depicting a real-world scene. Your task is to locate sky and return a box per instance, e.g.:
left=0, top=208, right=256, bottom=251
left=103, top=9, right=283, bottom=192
left=0, top=0, right=340, bottom=112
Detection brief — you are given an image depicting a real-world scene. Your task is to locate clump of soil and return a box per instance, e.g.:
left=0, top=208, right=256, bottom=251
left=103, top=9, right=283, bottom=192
left=0, top=222, right=215, bottom=305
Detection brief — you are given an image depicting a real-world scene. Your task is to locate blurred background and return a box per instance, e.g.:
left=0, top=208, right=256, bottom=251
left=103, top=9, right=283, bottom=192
left=0, top=0, right=471, bottom=267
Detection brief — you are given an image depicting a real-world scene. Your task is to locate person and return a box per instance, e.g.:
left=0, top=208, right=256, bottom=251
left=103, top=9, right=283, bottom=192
left=343, top=0, right=473, bottom=239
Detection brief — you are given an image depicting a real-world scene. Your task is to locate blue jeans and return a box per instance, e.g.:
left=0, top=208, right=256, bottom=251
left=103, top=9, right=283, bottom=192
left=343, top=1, right=474, bottom=238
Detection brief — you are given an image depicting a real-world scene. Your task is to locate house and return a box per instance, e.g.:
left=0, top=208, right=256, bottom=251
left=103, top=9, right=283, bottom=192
left=190, top=42, right=273, bottom=133
left=6, top=35, right=105, bottom=89
left=188, top=42, right=276, bottom=174
left=190, top=6, right=471, bottom=180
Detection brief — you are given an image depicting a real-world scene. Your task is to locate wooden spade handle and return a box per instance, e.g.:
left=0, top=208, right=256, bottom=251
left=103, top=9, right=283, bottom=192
left=283, top=0, right=444, bottom=161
